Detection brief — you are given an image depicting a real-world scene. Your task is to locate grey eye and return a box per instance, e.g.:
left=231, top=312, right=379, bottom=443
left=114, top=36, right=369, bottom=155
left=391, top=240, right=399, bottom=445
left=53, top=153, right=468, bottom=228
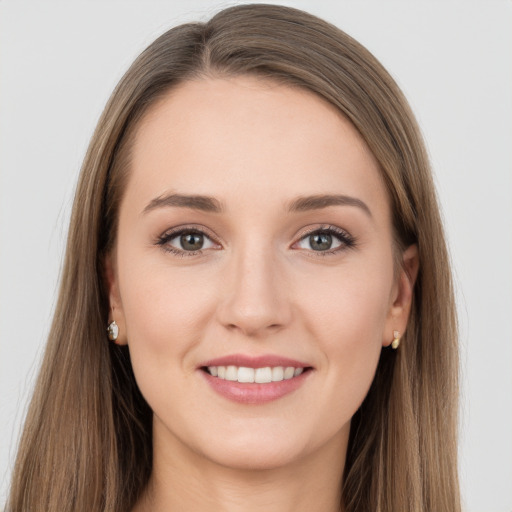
left=180, top=232, right=205, bottom=251
left=297, top=231, right=342, bottom=252
left=309, top=233, right=333, bottom=251
left=167, top=231, right=216, bottom=252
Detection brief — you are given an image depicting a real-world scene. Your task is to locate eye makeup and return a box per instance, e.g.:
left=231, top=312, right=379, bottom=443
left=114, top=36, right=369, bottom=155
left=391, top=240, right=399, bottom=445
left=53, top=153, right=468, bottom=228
left=155, top=223, right=357, bottom=258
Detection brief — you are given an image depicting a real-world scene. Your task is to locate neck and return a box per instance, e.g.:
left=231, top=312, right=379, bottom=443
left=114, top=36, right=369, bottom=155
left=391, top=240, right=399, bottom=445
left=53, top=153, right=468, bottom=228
left=133, top=419, right=348, bottom=512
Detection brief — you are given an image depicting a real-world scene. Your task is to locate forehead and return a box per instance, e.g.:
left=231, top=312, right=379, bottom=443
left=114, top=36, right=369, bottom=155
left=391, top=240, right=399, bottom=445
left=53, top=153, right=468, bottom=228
left=127, top=75, right=388, bottom=216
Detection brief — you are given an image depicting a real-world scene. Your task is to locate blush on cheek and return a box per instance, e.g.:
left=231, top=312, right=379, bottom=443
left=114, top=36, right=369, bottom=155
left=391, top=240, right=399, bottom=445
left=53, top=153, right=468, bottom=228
left=124, top=277, right=215, bottom=357
left=302, top=274, right=389, bottom=397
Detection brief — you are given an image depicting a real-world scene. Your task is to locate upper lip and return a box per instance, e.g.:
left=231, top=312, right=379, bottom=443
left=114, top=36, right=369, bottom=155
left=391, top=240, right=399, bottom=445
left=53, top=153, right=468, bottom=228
left=199, top=354, right=311, bottom=369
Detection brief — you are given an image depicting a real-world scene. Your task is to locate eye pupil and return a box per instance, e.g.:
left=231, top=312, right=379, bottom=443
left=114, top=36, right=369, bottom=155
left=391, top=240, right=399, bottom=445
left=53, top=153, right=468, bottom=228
left=181, top=232, right=204, bottom=250
left=310, top=233, right=332, bottom=251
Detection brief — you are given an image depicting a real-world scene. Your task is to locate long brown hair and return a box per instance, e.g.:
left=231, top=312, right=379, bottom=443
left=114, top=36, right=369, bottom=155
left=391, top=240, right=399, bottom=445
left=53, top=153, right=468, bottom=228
left=7, top=4, right=460, bottom=511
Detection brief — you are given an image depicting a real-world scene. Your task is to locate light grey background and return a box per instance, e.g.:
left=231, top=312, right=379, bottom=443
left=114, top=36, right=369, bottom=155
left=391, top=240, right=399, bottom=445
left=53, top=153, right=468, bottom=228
left=1, top=1, right=511, bottom=511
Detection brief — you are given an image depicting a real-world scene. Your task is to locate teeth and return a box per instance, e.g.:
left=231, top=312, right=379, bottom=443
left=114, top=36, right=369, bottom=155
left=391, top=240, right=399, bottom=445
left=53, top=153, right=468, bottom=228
left=206, top=365, right=306, bottom=383
left=284, top=367, right=295, bottom=380
left=271, top=366, right=284, bottom=381
left=226, top=365, right=238, bottom=381
left=255, top=367, right=272, bottom=383
left=238, top=367, right=255, bottom=383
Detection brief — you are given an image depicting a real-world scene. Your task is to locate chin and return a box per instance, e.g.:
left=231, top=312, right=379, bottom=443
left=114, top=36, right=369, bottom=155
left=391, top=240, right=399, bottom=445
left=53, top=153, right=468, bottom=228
left=191, top=416, right=348, bottom=473
left=202, top=438, right=309, bottom=471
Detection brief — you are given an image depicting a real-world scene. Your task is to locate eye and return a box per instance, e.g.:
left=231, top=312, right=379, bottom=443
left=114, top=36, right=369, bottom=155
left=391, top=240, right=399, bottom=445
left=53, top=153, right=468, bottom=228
left=294, top=226, right=355, bottom=254
left=157, top=227, right=219, bottom=256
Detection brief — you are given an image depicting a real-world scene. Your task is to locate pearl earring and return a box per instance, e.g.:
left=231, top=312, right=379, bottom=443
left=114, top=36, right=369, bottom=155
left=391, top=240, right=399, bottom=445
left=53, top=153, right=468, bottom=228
left=107, top=320, right=119, bottom=342
left=391, top=330, right=401, bottom=349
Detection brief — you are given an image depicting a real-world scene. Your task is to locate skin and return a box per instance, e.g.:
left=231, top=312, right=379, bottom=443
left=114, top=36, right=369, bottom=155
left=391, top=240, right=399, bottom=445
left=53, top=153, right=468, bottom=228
left=106, top=76, right=418, bottom=512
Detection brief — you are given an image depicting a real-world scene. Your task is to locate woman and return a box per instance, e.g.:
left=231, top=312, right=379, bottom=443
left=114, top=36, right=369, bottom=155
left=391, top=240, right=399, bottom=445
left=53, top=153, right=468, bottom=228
left=6, top=4, right=460, bottom=511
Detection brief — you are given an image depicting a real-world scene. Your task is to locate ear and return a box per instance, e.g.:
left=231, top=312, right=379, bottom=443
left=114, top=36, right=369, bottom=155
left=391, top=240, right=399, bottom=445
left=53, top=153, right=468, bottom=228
left=383, top=244, right=419, bottom=347
left=104, top=252, right=128, bottom=345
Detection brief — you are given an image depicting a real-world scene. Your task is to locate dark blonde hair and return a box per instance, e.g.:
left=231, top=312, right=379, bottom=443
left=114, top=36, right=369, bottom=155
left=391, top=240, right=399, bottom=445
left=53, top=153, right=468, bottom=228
left=7, top=4, right=460, bottom=511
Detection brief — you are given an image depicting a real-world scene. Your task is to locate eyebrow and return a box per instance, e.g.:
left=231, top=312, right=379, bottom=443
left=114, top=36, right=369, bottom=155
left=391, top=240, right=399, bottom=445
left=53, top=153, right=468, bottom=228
left=143, top=193, right=224, bottom=214
left=287, top=194, right=372, bottom=217
left=142, top=192, right=371, bottom=217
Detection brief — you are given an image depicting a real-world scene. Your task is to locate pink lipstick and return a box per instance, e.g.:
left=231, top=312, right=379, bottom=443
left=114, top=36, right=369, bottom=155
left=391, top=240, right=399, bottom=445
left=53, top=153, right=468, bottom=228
left=198, top=354, right=313, bottom=404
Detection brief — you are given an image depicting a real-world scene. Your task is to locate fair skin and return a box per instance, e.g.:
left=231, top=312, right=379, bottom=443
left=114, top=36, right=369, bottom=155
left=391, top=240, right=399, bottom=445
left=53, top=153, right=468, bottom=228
left=106, top=76, right=418, bottom=512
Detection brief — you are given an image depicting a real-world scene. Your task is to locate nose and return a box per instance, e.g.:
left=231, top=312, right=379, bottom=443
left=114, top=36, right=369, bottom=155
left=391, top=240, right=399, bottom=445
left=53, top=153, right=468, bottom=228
left=216, top=244, right=292, bottom=338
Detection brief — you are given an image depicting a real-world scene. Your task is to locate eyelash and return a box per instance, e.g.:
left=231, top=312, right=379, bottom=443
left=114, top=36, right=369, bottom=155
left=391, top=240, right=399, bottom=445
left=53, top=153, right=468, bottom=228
left=155, top=225, right=218, bottom=258
left=155, top=224, right=357, bottom=258
left=295, top=225, right=356, bottom=257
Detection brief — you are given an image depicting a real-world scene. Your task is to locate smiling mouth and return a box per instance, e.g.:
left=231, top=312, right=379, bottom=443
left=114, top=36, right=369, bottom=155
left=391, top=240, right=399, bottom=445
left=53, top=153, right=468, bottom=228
left=202, top=365, right=312, bottom=383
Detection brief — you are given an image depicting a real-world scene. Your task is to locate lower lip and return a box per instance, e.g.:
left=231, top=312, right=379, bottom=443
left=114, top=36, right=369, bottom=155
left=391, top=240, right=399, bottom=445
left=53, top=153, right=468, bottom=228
left=200, top=369, right=312, bottom=404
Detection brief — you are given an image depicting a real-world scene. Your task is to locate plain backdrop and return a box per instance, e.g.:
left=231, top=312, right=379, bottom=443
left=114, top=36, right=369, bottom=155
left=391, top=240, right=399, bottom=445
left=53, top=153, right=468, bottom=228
left=1, top=1, right=511, bottom=511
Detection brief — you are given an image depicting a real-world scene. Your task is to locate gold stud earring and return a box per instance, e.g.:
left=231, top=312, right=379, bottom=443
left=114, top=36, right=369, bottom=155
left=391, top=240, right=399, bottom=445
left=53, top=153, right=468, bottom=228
left=391, top=330, right=401, bottom=349
left=107, top=320, right=119, bottom=342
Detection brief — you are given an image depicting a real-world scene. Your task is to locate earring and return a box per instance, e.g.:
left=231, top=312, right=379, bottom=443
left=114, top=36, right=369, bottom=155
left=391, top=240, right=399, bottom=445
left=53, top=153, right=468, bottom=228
left=391, top=330, right=401, bottom=350
left=107, top=320, right=119, bottom=342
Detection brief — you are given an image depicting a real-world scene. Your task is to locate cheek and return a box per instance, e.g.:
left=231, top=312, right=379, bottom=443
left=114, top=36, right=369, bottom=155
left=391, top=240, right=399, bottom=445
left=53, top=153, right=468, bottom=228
left=297, top=255, right=393, bottom=391
left=301, top=256, right=393, bottom=341
left=118, top=254, right=220, bottom=363
left=116, top=257, right=223, bottom=419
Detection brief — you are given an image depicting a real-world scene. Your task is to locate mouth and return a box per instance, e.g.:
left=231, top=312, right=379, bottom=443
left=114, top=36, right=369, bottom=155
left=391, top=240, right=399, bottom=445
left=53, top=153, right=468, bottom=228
left=201, top=365, right=312, bottom=383
left=198, top=354, right=314, bottom=404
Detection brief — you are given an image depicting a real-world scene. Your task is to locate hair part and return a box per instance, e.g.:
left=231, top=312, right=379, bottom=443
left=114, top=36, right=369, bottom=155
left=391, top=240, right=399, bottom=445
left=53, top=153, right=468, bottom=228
left=7, top=4, right=459, bottom=511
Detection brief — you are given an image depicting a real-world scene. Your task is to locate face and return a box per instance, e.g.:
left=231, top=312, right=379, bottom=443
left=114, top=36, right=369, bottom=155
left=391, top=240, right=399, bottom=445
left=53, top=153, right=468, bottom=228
left=107, top=76, right=416, bottom=472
